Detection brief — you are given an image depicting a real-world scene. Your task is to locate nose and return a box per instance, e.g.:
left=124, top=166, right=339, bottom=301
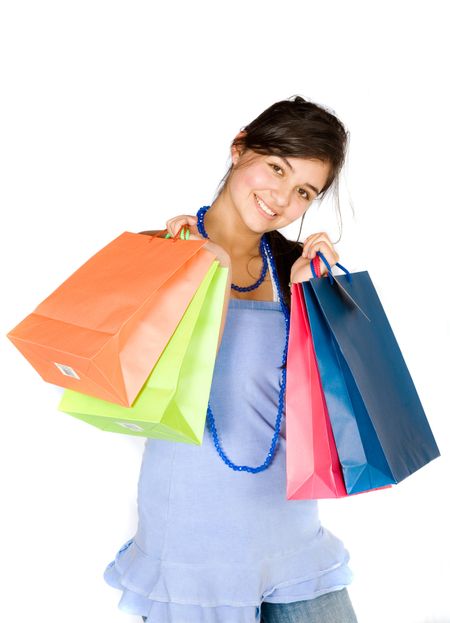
left=271, top=186, right=291, bottom=209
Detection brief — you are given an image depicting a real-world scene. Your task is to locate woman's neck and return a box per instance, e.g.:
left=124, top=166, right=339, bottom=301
left=204, top=195, right=263, bottom=260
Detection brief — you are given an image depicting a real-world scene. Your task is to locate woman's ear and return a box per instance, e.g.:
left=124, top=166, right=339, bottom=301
left=230, top=144, right=241, bottom=165
left=231, top=129, right=247, bottom=165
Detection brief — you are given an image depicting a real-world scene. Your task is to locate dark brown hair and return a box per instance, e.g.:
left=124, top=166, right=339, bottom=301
left=213, top=94, right=349, bottom=310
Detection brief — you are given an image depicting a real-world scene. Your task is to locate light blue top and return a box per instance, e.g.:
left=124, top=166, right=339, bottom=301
left=103, top=283, right=353, bottom=622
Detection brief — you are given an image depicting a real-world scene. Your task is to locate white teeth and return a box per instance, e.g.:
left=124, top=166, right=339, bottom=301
left=256, top=196, right=276, bottom=216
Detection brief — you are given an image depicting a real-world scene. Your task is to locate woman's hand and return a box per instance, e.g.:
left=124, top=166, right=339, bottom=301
left=165, top=215, right=231, bottom=268
left=290, top=231, right=339, bottom=284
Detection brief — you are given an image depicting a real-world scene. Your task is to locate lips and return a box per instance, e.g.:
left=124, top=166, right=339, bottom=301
left=254, top=194, right=277, bottom=219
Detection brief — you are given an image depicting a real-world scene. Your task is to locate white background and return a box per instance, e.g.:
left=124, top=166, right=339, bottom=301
left=1, top=1, right=449, bottom=622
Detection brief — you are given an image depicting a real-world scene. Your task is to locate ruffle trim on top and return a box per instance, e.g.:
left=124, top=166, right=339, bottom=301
left=103, top=533, right=353, bottom=622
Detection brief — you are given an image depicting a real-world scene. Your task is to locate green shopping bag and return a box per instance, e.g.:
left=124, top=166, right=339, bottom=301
left=58, top=261, right=228, bottom=443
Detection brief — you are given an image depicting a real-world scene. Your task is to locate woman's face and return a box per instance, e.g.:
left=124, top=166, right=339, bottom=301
left=227, top=147, right=331, bottom=234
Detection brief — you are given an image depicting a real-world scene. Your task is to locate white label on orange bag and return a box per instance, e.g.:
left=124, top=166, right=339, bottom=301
left=115, top=421, right=144, bottom=432
left=53, top=362, right=80, bottom=379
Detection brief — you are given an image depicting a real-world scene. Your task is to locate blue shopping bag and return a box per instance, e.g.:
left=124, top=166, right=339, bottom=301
left=302, top=252, right=440, bottom=494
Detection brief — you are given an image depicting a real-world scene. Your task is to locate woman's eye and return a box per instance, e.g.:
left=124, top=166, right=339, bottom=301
left=269, top=163, right=283, bottom=175
left=298, top=188, right=310, bottom=200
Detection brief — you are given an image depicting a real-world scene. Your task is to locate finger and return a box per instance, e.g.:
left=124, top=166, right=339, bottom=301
left=300, top=233, right=316, bottom=253
left=308, top=241, right=339, bottom=268
left=166, top=215, right=194, bottom=226
left=165, top=216, right=190, bottom=231
left=166, top=216, right=197, bottom=237
left=303, top=231, right=332, bottom=255
left=307, top=241, right=337, bottom=265
left=301, top=232, right=332, bottom=257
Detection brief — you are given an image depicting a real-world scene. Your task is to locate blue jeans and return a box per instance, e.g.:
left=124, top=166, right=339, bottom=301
left=141, top=587, right=358, bottom=622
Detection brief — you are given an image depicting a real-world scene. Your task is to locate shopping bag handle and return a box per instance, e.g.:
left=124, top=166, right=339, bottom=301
left=311, top=251, right=352, bottom=285
left=147, top=226, right=191, bottom=242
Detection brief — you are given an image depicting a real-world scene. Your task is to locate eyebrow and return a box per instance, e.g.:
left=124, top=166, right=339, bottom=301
left=278, top=156, right=321, bottom=196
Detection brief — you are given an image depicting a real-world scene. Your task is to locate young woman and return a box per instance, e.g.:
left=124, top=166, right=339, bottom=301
left=103, top=95, right=359, bottom=623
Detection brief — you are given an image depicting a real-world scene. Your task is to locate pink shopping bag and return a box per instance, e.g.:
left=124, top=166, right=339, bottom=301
left=285, top=282, right=348, bottom=499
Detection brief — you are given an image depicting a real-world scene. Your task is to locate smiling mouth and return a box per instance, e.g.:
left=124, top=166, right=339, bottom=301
left=254, top=194, right=277, bottom=217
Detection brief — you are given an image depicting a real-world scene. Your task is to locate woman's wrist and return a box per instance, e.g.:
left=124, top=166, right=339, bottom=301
left=289, top=265, right=314, bottom=286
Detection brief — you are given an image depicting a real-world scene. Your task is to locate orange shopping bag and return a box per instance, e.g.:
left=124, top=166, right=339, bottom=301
left=7, top=230, right=216, bottom=406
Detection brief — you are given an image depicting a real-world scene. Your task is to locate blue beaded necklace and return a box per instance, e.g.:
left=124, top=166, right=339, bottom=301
left=196, top=204, right=291, bottom=473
